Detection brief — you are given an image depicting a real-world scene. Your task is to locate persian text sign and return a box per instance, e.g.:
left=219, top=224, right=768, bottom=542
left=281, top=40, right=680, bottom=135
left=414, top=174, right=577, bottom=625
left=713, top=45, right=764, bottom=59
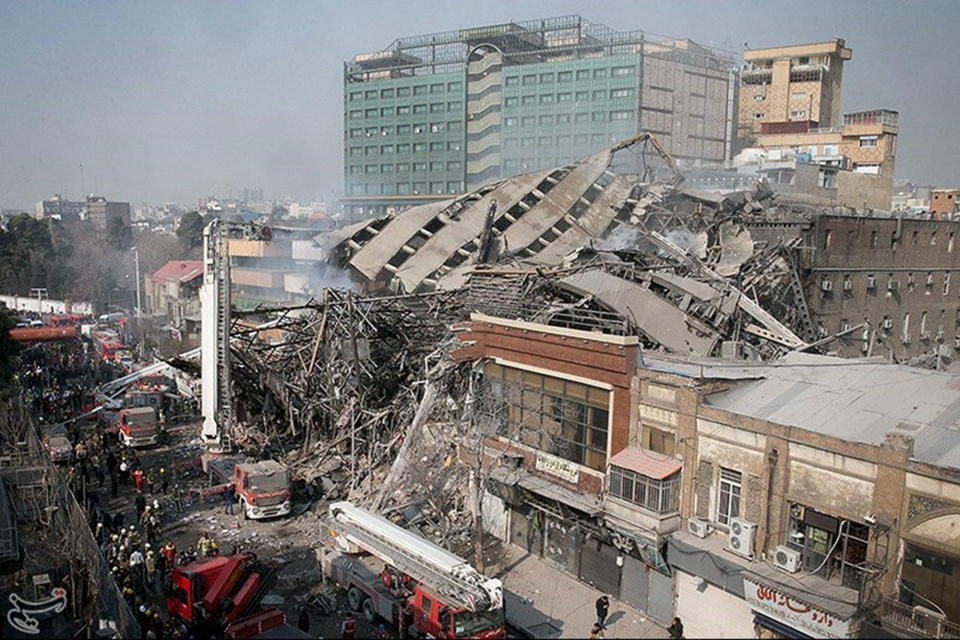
left=744, top=577, right=851, bottom=638
left=535, top=451, right=579, bottom=484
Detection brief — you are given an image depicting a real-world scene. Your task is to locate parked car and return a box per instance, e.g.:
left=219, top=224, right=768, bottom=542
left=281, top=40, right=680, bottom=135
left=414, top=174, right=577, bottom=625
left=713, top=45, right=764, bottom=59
left=46, top=435, right=73, bottom=463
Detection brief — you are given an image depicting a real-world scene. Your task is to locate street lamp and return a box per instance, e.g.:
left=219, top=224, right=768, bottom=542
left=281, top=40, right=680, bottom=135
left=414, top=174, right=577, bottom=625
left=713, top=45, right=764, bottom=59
left=130, top=247, right=141, bottom=320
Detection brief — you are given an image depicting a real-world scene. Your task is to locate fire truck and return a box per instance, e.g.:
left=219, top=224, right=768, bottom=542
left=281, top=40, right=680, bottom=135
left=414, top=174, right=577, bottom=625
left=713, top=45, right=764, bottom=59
left=202, top=458, right=292, bottom=520
left=8, top=326, right=78, bottom=342
left=321, top=501, right=505, bottom=639
left=117, top=406, right=159, bottom=447
left=166, top=552, right=310, bottom=639
left=91, top=329, right=125, bottom=361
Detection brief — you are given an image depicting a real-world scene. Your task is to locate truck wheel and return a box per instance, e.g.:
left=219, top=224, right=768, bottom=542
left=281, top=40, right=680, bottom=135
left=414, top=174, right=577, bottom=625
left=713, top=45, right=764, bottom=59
left=347, top=586, right=364, bottom=612
left=362, top=597, right=376, bottom=623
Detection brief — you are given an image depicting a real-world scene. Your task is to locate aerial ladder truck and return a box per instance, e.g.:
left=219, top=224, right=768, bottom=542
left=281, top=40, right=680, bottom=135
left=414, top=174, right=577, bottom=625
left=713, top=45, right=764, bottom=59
left=321, top=501, right=506, bottom=639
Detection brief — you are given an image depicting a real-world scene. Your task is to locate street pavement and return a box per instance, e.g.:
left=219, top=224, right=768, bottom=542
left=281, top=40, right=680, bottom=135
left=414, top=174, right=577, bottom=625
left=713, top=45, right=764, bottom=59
left=492, top=543, right=669, bottom=639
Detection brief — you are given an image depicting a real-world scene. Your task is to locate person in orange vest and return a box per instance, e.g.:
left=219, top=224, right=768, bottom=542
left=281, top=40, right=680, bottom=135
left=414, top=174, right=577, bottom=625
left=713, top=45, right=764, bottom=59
left=340, top=616, right=356, bottom=640
left=132, top=468, right=144, bottom=492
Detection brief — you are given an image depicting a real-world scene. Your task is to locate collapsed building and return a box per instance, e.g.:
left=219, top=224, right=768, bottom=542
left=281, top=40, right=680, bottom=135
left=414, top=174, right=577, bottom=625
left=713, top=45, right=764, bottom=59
left=326, top=132, right=960, bottom=366
left=186, top=132, right=960, bottom=639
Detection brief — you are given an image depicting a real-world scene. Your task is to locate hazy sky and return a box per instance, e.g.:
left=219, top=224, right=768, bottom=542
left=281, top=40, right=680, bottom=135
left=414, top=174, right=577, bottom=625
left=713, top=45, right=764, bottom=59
left=1, top=0, right=958, bottom=208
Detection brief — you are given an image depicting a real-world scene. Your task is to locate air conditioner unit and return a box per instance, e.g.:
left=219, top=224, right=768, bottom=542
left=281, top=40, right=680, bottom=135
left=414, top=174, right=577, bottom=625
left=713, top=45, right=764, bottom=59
left=773, top=545, right=802, bottom=573
left=843, top=278, right=853, bottom=291
left=688, top=517, right=710, bottom=539
left=913, top=605, right=946, bottom=621
left=727, top=517, right=756, bottom=559
left=820, top=279, right=833, bottom=292
left=888, top=279, right=900, bottom=291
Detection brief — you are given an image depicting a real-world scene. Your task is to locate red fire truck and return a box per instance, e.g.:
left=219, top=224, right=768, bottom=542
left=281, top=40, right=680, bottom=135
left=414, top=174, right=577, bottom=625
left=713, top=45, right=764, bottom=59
left=322, top=501, right=505, bottom=639
left=91, top=329, right=125, bottom=361
left=166, top=553, right=309, bottom=639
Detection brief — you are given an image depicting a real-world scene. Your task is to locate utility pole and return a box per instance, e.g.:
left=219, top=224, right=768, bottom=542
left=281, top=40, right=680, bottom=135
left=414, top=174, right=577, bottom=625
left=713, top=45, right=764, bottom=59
left=131, top=247, right=142, bottom=359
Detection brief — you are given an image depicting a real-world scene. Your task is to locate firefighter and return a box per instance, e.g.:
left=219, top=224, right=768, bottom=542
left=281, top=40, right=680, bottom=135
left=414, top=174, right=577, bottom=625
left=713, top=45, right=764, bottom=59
left=196, top=531, right=212, bottom=558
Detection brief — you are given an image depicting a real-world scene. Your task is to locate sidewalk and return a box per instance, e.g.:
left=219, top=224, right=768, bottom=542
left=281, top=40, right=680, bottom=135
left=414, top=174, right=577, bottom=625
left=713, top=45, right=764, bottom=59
left=492, top=544, right=668, bottom=639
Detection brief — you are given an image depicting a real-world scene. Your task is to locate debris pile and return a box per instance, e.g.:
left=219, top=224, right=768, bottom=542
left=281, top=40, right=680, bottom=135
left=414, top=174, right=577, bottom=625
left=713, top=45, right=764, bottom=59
left=325, top=132, right=844, bottom=360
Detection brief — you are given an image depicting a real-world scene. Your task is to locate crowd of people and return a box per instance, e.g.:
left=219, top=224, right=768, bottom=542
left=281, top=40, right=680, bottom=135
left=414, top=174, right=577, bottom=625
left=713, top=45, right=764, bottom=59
left=18, top=339, right=120, bottom=424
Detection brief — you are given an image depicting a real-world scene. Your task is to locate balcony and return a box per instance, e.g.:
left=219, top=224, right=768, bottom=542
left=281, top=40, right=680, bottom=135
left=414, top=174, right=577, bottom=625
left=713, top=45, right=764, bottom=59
left=603, top=447, right=682, bottom=535
left=740, top=67, right=772, bottom=85
left=844, top=109, right=899, bottom=129
left=879, top=596, right=960, bottom=638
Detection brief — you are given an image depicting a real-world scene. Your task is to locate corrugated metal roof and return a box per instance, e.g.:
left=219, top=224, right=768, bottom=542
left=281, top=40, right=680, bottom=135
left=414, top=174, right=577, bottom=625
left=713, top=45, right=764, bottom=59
left=707, top=352, right=960, bottom=471
left=151, top=260, right=203, bottom=284
left=608, top=446, right=682, bottom=479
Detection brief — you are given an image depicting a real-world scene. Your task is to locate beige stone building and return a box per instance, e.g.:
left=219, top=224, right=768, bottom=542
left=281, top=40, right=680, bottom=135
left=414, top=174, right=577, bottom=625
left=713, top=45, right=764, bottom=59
left=453, top=313, right=960, bottom=638
left=738, top=40, right=852, bottom=140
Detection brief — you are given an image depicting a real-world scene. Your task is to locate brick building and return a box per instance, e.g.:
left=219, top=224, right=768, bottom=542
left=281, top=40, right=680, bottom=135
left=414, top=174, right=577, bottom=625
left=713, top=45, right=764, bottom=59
left=143, top=260, right=203, bottom=340
left=930, top=189, right=960, bottom=219
left=454, top=313, right=960, bottom=638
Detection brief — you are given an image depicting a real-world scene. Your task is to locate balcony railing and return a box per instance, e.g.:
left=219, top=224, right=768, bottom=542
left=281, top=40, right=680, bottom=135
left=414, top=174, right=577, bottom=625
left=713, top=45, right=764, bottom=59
left=880, top=596, right=960, bottom=638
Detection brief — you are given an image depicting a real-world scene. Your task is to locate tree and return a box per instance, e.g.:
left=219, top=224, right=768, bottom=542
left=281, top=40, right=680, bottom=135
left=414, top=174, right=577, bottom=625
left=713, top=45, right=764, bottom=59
left=176, top=211, right=206, bottom=250
left=105, top=216, right=133, bottom=251
left=0, top=305, right=20, bottom=393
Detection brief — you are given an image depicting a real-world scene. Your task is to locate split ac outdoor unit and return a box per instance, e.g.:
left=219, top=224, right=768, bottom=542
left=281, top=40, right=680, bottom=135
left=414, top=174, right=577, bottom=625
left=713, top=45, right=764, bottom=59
left=773, top=545, right=801, bottom=573
left=687, top=517, right=709, bottom=539
left=727, top=517, right=756, bottom=559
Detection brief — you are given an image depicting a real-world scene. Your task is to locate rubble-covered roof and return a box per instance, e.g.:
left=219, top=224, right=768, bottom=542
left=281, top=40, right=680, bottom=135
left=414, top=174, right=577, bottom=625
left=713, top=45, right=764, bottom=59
left=705, top=352, right=960, bottom=470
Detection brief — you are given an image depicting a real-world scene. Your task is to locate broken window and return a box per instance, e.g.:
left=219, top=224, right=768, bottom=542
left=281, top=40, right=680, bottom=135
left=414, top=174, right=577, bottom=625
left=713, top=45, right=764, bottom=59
left=481, top=362, right=609, bottom=471
left=642, top=425, right=675, bottom=456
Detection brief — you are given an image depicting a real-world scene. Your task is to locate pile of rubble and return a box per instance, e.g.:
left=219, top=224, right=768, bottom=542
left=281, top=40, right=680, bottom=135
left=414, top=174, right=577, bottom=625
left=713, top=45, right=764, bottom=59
left=222, top=132, right=879, bottom=549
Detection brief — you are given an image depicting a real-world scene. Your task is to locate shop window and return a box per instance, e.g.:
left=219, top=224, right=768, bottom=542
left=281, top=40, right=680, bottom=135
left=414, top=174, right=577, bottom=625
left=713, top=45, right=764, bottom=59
left=786, top=505, right=869, bottom=588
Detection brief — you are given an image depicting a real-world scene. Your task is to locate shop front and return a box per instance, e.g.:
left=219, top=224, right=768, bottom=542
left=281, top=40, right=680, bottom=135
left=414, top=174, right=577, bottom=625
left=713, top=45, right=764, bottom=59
left=744, top=576, right=854, bottom=639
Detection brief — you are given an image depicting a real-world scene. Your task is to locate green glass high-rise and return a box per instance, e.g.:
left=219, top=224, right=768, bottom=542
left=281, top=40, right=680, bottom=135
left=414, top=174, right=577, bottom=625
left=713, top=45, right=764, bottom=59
left=343, top=15, right=735, bottom=219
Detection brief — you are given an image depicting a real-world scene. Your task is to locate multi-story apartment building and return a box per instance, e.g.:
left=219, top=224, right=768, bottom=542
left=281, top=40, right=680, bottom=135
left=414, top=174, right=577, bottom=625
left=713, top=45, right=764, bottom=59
left=737, top=39, right=852, bottom=140
left=735, top=39, right=898, bottom=210
left=343, top=15, right=736, bottom=218
left=143, top=260, right=203, bottom=340
left=453, top=313, right=960, bottom=639
left=82, top=195, right=131, bottom=230
left=34, top=194, right=84, bottom=221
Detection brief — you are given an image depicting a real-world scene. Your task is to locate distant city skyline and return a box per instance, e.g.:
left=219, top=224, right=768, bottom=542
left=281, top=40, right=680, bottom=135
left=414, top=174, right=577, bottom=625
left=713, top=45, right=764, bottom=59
left=1, top=0, right=958, bottom=209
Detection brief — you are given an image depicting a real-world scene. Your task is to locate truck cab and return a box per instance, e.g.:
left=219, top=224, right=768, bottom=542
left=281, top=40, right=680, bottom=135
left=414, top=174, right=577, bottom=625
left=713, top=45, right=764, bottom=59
left=411, top=585, right=505, bottom=639
left=117, top=406, right=159, bottom=447
left=166, top=553, right=294, bottom=638
left=235, top=461, right=291, bottom=520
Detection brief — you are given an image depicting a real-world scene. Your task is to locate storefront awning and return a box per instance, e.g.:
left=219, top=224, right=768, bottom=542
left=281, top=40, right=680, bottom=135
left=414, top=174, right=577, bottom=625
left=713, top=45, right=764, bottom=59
left=488, top=465, right=603, bottom=517
left=608, top=446, right=681, bottom=479
left=754, top=612, right=812, bottom=639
